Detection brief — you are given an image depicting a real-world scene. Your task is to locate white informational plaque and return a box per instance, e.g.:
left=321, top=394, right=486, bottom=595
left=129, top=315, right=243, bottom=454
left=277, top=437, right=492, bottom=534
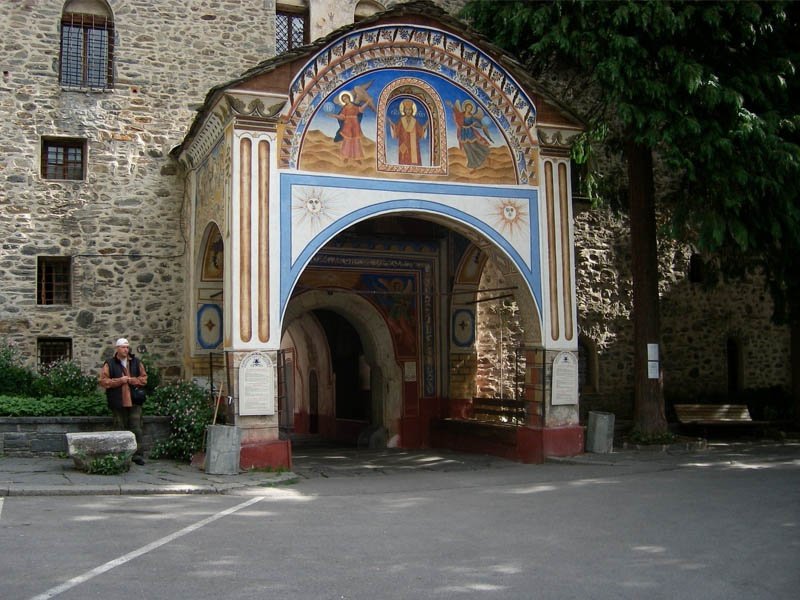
left=551, top=351, right=579, bottom=406
left=238, top=351, right=275, bottom=416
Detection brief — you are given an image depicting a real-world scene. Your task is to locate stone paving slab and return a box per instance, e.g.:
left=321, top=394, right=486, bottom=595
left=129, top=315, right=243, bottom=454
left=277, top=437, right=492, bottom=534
left=1, top=439, right=798, bottom=496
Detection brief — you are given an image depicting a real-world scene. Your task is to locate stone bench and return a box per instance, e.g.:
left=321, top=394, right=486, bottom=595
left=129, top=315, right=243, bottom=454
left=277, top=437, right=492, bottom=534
left=66, top=431, right=137, bottom=472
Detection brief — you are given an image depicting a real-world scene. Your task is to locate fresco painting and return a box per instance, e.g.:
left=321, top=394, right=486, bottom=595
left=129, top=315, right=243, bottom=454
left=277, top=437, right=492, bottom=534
left=387, top=97, right=430, bottom=166
left=201, top=226, right=224, bottom=281
left=362, top=273, right=419, bottom=357
left=299, top=249, right=438, bottom=396
left=299, top=70, right=516, bottom=184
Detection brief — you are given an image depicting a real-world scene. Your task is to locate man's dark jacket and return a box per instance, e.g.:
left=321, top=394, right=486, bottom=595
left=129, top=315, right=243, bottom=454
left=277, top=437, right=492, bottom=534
left=104, top=354, right=145, bottom=410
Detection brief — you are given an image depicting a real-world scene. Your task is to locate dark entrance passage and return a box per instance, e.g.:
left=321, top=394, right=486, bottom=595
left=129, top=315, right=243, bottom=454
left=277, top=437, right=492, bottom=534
left=314, top=309, right=371, bottom=426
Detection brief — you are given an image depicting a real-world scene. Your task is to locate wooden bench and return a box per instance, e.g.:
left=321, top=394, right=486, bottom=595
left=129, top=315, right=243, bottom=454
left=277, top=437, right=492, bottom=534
left=673, top=404, right=764, bottom=437
left=673, top=404, right=753, bottom=425
left=471, top=397, right=526, bottom=425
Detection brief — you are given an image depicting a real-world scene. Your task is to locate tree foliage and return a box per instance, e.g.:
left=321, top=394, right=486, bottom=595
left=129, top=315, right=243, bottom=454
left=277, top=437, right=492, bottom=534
left=464, top=0, right=800, bottom=322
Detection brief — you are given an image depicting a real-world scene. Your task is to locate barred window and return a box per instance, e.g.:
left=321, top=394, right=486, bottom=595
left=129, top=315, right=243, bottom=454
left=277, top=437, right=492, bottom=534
left=41, top=138, right=85, bottom=180
left=37, top=257, right=72, bottom=305
left=60, top=8, right=114, bottom=88
left=276, top=9, right=307, bottom=54
left=38, top=338, right=73, bottom=369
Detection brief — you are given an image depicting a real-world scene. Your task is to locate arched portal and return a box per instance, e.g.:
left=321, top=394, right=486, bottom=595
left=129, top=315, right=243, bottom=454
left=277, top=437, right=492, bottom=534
left=283, top=285, right=403, bottom=445
left=280, top=212, right=545, bottom=449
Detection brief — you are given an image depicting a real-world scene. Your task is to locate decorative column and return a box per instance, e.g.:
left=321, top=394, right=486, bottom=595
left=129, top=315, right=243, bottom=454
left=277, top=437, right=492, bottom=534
left=228, top=127, right=290, bottom=469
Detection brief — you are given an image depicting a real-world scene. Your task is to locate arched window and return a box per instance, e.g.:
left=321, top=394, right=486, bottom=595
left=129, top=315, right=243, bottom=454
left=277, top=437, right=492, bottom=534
left=354, top=0, right=385, bottom=22
left=60, top=0, right=114, bottom=89
left=578, top=335, right=599, bottom=395
left=688, top=253, right=705, bottom=284
left=726, top=336, right=743, bottom=395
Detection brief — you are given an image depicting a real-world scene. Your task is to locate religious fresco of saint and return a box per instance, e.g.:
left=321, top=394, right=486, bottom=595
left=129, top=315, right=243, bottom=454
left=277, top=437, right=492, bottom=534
left=201, top=226, right=224, bottom=281
left=298, top=70, right=516, bottom=184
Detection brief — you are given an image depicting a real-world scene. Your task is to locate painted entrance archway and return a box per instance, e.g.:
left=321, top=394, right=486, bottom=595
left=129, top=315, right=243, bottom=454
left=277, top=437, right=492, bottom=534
left=176, top=4, right=585, bottom=467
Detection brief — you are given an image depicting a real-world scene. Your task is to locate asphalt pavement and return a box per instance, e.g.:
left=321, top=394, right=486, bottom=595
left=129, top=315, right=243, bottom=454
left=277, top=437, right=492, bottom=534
left=1, top=439, right=799, bottom=497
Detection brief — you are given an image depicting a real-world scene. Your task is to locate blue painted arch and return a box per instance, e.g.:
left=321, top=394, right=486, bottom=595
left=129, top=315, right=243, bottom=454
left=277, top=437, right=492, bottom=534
left=279, top=174, right=543, bottom=331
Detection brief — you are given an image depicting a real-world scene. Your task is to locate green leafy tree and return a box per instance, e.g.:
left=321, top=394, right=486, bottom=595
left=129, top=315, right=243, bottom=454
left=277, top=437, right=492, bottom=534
left=463, top=0, right=800, bottom=432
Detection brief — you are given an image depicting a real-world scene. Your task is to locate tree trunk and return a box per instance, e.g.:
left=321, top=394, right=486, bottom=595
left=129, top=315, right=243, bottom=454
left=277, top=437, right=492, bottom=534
left=625, top=140, right=668, bottom=435
left=792, top=318, right=800, bottom=427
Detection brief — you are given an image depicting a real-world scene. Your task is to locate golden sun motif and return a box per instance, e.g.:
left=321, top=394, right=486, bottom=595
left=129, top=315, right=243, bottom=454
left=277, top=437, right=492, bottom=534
left=292, top=187, right=341, bottom=233
left=492, top=198, right=528, bottom=236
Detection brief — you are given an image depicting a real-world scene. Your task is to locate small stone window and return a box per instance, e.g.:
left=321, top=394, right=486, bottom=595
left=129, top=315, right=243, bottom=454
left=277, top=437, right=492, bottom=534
left=60, top=1, right=115, bottom=89
left=578, top=336, right=599, bottom=395
left=37, top=257, right=72, bottom=305
left=41, top=138, right=86, bottom=180
left=688, top=253, right=705, bottom=283
left=38, top=338, right=72, bottom=369
left=726, top=336, right=743, bottom=394
left=276, top=5, right=308, bottom=54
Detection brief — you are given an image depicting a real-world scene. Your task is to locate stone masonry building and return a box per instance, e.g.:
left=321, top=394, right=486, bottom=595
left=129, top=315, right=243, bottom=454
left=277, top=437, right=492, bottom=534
left=0, top=0, right=791, bottom=465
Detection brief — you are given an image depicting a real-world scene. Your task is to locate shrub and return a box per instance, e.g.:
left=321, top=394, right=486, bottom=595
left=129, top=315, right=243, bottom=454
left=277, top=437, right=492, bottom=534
left=35, top=359, right=99, bottom=399
left=0, top=394, right=107, bottom=417
left=83, top=453, right=131, bottom=475
left=0, top=341, right=36, bottom=396
left=148, top=380, right=213, bottom=462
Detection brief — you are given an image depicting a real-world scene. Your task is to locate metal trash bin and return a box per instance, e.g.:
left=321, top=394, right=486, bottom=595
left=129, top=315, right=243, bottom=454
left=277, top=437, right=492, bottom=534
left=205, top=425, right=241, bottom=475
left=586, top=411, right=615, bottom=453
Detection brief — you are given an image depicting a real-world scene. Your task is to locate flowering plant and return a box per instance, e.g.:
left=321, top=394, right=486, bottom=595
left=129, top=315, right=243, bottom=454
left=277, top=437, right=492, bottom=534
left=148, top=380, right=213, bottom=462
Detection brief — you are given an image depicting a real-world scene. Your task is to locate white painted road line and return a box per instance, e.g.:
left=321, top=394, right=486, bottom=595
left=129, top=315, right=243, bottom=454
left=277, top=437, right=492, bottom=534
left=0, top=498, right=4, bottom=521
left=28, top=495, right=265, bottom=600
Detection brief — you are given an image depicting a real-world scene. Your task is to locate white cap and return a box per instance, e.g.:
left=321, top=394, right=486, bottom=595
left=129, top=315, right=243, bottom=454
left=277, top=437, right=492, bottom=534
left=115, top=338, right=130, bottom=347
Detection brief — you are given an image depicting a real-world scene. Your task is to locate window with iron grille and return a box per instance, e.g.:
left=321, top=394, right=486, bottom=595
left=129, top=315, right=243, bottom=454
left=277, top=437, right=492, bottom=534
left=38, top=338, right=73, bottom=369
left=60, top=12, right=114, bottom=88
left=37, top=257, right=72, bottom=305
left=41, top=138, right=85, bottom=180
left=276, top=9, right=307, bottom=54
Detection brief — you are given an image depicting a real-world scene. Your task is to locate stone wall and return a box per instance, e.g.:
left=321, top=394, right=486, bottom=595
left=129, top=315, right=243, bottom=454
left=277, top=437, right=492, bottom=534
left=0, top=0, right=466, bottom=379
left=0, top=416, right=170, bottom=457
left=0, top=1, right=277, bottom=376
left=475, top=256, right=525, bottom=400
left=575, top=204, right=791, bottom=418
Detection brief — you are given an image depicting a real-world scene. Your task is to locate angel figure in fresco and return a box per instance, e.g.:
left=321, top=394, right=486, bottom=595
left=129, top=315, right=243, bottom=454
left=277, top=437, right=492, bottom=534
left=374, top=276, right=417, bottom=352
left=389, top=99, right=428, bottom=165
left=448, top=99, right=493, bottom=169
left=327, top=81, right=375, bottom=161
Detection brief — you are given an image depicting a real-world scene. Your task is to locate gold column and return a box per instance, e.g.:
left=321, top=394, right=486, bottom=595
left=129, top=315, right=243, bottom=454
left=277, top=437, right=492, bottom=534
left=558, top=162, right=574, bottom=341
left=544, top=161, right=560, bottom=341
left=258, top=140, right=270, bottom=343
left=239, top=138, right=252, bottom=342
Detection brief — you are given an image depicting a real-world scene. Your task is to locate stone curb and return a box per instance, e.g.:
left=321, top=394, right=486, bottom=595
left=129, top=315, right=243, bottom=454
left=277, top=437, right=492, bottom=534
left=0, top=472, right=301, bottom=497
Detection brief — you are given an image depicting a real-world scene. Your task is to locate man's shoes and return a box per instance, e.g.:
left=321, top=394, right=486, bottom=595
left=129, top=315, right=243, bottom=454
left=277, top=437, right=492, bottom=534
left=132, top=456, right=145, bottom=465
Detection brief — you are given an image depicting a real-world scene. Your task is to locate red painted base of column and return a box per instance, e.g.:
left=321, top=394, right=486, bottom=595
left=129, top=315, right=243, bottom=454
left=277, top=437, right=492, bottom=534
left=430, top=420, right=585, bottom=464
left=239, top=439, right=292, bottom=471
left=517, top=425, right=585, bottom=463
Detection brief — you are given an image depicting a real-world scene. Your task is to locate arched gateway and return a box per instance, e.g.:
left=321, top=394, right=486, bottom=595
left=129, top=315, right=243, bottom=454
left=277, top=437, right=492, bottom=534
left=174, top=5, right=584, bottom=468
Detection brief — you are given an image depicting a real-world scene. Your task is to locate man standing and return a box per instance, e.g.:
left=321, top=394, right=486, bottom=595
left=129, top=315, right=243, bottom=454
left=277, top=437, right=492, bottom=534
left=99, top=338, right=148, bottom=465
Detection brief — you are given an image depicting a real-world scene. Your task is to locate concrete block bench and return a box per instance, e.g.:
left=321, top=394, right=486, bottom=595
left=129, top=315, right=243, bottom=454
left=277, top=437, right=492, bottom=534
left=66, top=431, right=137, bottom=472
